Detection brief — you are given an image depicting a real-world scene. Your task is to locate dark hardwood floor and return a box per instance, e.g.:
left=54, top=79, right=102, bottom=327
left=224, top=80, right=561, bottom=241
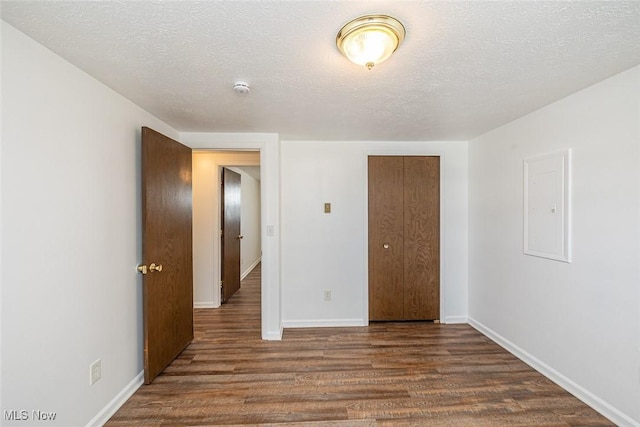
left=107, top=264, right=613, bottom=426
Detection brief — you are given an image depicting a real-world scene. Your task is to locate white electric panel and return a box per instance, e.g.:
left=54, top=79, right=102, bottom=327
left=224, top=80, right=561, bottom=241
left=523, top=149, right=571, bottom=262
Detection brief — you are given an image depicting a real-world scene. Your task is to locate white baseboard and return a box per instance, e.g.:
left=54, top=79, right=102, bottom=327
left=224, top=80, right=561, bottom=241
left=193, top=302, right=216, bottom=309
left=263, top=324, right=283, bottom=341
left=443, top=315, right=468, bottom=324
left=468, top=317, right=639, bottom=427
left=241, top=257, right=261, bottom=280
left=86, top=371, right=143, bottom=427
left=282, top=319, right=367, bottom=328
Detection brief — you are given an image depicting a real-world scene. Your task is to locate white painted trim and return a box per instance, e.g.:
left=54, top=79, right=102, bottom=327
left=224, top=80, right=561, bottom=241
left=85, top=371, right=143, bottom=427
left=241, top=257, right=261, bottom=280
left=443, top=315, right=468, bottom=324
left=194, top=302, right=216, bottom=309
left=439, top=154, right=447, bottom=323
left=361, top=153, right=370, bottom=325
left=283, top=319, right=368, bottom=328
left=468, top=317, right=639, bottom=427
left=263, top=324, right=283, bottom=341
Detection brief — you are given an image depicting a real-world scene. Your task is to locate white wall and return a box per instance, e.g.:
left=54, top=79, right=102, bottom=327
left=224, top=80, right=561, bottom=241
left=0, top=18, right=4, bottom=416
left=1, top=21, right=181, bottom=426
left=281, top=140, right=468, bottom=327
left=468, top=65, right=640, bottom=426
left=192, top=152, right=260, bottom=308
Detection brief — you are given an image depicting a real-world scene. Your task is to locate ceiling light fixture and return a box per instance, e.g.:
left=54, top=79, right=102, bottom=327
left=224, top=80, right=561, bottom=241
left=336, top=14, right=405, bottom=70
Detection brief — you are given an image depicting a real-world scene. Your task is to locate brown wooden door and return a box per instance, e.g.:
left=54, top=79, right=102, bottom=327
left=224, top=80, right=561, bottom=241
left=221, top=168, right=241, bottom=302
left=368, top=156, right=404, bottom=320
left=141, top=127, right=193, bottom=384
left=368, top=156, right=440, bottom=321
left=403, top=157, right=440, bottom=320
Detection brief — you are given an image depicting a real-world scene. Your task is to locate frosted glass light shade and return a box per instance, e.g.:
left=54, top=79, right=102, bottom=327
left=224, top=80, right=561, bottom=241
left=336, top=15, right=405, bottom=70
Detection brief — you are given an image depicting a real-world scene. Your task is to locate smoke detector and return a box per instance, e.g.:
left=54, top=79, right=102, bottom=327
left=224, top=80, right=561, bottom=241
left=233, top=81, right=250, bottom=94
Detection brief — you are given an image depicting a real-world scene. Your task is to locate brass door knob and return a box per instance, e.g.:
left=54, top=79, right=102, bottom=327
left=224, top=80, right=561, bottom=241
left=137, top=265, right=148, bottom=275
left=149, top=263, right=163, bottom=272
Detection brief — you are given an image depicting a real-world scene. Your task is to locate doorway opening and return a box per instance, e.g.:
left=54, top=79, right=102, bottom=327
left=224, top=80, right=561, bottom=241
left=192, top=151, right=262, bottom=312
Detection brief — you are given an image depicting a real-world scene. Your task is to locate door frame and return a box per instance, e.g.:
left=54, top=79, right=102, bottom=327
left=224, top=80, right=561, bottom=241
left=183, top=133, right=281, bottom=341
left=363, top=150, right=446, bottom=324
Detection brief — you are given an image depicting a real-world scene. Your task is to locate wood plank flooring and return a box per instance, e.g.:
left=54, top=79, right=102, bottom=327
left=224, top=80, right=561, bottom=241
left=107, top=264, right=613, bottom=426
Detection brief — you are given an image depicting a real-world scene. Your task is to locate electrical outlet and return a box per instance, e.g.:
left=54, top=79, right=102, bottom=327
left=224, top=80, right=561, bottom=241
left=323, top=289, right=332, bottom=301
left=90, top=359, right=102, bottom=385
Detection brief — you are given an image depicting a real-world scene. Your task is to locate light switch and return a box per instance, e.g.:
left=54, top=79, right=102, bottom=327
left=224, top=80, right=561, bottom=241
left=324, top=203, right=331, bottom=213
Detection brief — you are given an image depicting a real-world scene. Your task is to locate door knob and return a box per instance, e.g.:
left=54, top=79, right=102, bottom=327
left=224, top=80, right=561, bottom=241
left=237, top=235, right=244, bottom=240
left=383, top=243, right=389, bottom=249
left=149, top=263, right=163, bottom=272
left=137, top=265, right=148, bottom=275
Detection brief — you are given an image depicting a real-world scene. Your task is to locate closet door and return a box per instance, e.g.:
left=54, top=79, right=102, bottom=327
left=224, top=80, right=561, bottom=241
left=368, top=156, right=404, bottom=320
left=368, top=156, right=440, bottom=321
left=403, top=157, right=440, bottom=320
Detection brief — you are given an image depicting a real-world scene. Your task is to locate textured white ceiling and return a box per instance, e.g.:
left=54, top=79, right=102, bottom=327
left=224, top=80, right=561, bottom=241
left=2, top=1, right=639, bottom=141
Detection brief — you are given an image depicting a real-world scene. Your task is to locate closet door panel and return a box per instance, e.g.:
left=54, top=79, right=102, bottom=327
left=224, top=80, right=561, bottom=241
left=403, top=156, right=440, bottom=320
left=368, top=156, right=404, bottom=320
